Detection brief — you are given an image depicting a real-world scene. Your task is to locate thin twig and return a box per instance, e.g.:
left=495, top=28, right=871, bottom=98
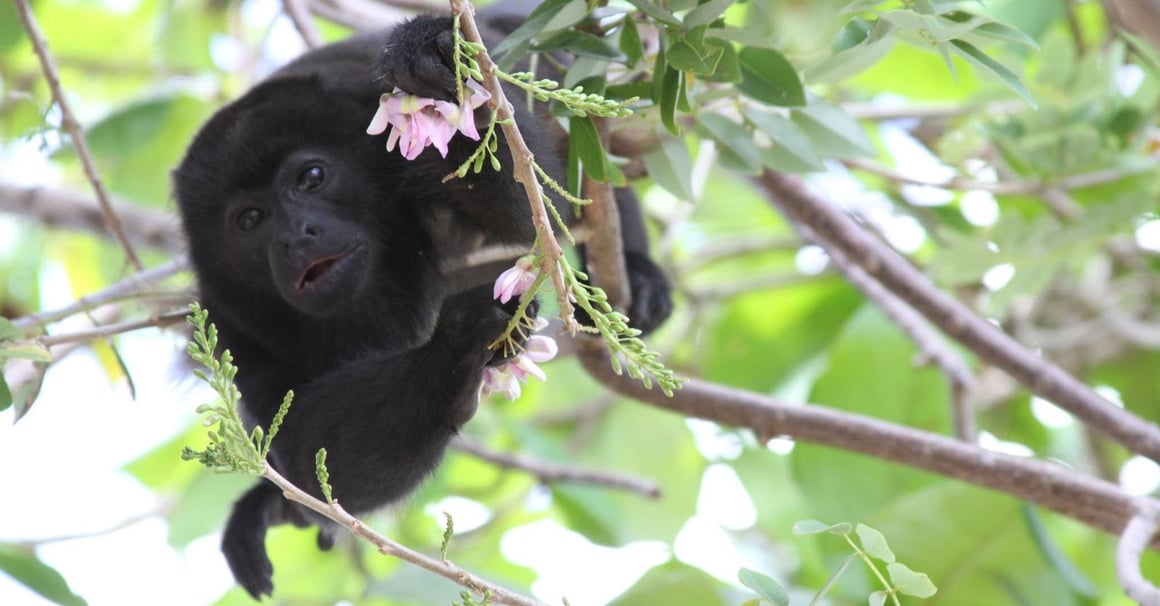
left=450, top=0, right=578, bottom=333
left=452, top=436, right=660, bottom=498
left=795, top=224, right=977, bottom=441
left=12, top=256, right=190, bottom=331
left=840, top=99, right=1026, bottom=122
left=757, top=169, right=1160, bottom=462
left=1117, top=503, right=1160, bottom=605
left=843, top=157, right=1156, bottom=198
left=262, top=465, right=546, bottom=606
left=282, top=0, right=324, bottom=47
left=11, top=0, right=143, bottom=271
left=36, top=309, right=188, bottom=347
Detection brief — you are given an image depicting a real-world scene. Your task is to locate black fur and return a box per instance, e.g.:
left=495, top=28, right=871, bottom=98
left=174, top=13, right=671, bottom=600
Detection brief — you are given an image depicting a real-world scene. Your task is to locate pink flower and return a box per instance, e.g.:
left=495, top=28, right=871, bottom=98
left=507, top=335, right=558, bottom=382
left=481, top=365, right=521, bottom=400
left=479, top=322, right=558, bottom=401
left=493, top=255, right=538, bottom=304
left=367, top=79, right=491, bottom=161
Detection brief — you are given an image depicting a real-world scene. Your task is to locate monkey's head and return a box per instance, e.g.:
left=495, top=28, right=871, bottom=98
left=174, top=75, right=426, bottom=319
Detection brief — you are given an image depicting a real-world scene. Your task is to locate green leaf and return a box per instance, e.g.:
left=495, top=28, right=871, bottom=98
left=701, top=40, right=741, bottom=83
left=0, top=543, right=87, bottom=606
left=684, top=0, right=735, bottom=28
left=667, top=39, right=724, bottom=75
left=855, top=524, right=896, bottom=563
left=967, top=20, right=1039, bottom=48
left=869, top=590, right=888, bottom=606
left=738, top=47, right=805, bottom=106
left=534, top=31, right=623, bottom=60
left=659, top=65, right=682, bottom=136
left=742, top=106, right=824, bottom=172
left=840, top=0, right=888, bottom=14
left=791, top=100, right=875, bottom=158
left=491, top=0, right=579, bottom=59
left=792, top=519, right=852, bottom=535
left=626, top=0, right=681, bottom=26
left=0, top=317, right=20, bottom=340
left=806, top=19, right=897, bottom=84
left=0, top=374, right=11, bottom=412
left=738, top=568, right=789, bottom=606
left=1022, top=504, right=1099, bottom=597
left=642, top=137, right=695, bottom=200
left=568, top=116, right=609, bottom=182
left=698, top=113, right=761, bottom=174
left=832, top=16, right=874, bottom=52
left=619, top=16, right=644, bottom=64
left=0, top=341, right=52, bottom=362
left=886, top=562, right=937, bottom=598
left=541, top=0, right=589, bottom=32
left=948, top=39, right=1036, bottom=108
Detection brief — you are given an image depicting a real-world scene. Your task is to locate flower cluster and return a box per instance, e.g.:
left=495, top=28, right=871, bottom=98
left=366, top=79, right=491, bottom=161
left=481, top=257, right=557, bottom=400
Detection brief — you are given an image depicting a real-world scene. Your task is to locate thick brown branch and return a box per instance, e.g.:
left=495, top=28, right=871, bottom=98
left=12, top=0, right=143, bottom=271
left=579, top=118, right=631, bottom=310
left=0, top=181, right=181, bottom=254
left=577, top=343, right=1147, bottom=539
left=756, top=169, right=1160, bottom=462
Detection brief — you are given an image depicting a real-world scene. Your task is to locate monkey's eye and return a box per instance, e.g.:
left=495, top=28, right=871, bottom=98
left=235, top=208, right=265, bottom=231
left=296, top=165, right=326, bottom=192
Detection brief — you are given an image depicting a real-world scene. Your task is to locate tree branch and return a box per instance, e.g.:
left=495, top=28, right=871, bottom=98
left=794, top=224, right=977, bottom=441
left=577, top=343, right=1149, bottom=541
left=282, top=0, right=324, bottom=48
left=262, top=465, right=546, bottom=606
left=452, top=436, right=660, bottom=498
left=579, top=118, right=631, bottom=310
left=1118, top=502, right=1160, bottom=606
left=11, top=0, right=143, bottom=271
left=451, top=0, right=578, bottom=333
left=0, top=182, right=181, bottom=254
left=756, top=169, right=1160, bottom=462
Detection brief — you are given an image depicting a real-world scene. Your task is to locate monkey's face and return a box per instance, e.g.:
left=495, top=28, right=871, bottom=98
left=223, top=149, right=378, bottom=317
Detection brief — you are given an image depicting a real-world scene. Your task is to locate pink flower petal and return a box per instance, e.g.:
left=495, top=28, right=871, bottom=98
left=524, top=335, right=558, bottom=363
left=367, top=97, right=392, bottom=135
left=509, top=354, right=546, bottom=382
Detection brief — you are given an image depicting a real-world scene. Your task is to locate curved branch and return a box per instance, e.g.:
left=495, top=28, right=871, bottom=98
left=1118, top=504, right=1160, bottom=606
left=756, top=169, right=1160, bottom=462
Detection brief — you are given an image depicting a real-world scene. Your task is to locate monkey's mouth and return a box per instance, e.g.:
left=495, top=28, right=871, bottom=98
left=295, top=247, right=357, bottom=291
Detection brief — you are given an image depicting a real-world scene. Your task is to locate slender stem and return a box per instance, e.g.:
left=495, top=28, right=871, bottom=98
left=262, top=465, right=546, bottom=606
left=450, top=0, right=578, bottom=333
left=11, top=0, right=143, bottom=271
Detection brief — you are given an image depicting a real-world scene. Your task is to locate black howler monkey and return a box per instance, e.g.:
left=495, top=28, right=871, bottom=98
left=173, top=8, right=671, bottom=600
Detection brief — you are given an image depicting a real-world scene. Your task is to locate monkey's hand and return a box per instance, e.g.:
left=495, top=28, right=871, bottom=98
left=623, top=251, right=673, bottom=336
left=378, top=15, right=458, bottom=101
